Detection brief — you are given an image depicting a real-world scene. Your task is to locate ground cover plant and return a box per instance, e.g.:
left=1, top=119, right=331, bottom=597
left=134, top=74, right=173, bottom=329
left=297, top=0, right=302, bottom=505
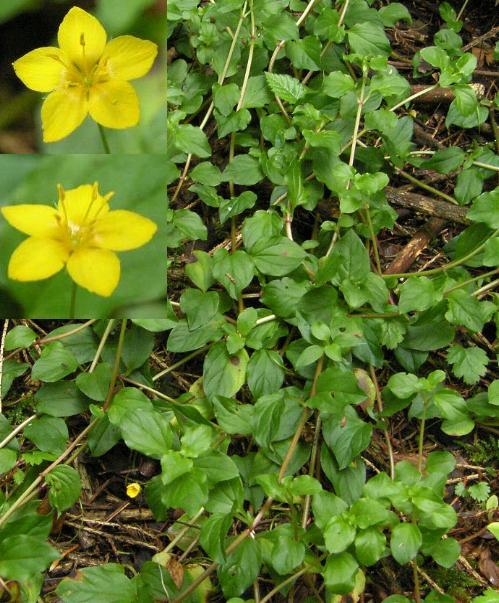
left=0, top=0, right=498, bottom=601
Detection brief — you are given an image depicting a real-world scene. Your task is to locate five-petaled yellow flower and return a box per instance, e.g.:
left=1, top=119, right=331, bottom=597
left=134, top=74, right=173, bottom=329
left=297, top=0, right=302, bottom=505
left=13, top=6, right=158, bottom=142
left=1, top=183, right=157, bottom=297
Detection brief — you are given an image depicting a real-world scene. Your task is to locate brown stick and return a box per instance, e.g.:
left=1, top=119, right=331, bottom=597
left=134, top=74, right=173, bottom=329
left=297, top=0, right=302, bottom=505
left=386, top=188, right=469, bottom=224
left=385, top=217, right=445, bottom=275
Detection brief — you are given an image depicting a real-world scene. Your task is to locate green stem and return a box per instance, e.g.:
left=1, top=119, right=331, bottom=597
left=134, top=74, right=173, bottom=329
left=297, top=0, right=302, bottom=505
left=418, top=397, right=427, bottom=473
left=397, top=168, right=458, bottom=205
left=383, top=229, right=499, bottom=279
left=102, top=319, right=127, bottom=411
left=69, top=282, right=78, bottom=319
left=98, top=123, right=111, bottom=154
left=443, top=268, right=499, bottom=296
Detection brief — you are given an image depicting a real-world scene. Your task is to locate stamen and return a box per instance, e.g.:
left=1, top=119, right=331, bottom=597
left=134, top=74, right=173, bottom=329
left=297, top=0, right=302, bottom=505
left=81, top=182, right=100, bottom=225
left=57, top=184, right=69, bottom=224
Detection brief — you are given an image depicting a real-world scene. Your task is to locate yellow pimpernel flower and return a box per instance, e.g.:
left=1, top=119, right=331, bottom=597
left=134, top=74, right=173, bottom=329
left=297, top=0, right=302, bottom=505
left=126, top=483, right=142, bottom=498
left=13, top=6, right=158, bottom=142
left=1, top=183, right=157, bottom=297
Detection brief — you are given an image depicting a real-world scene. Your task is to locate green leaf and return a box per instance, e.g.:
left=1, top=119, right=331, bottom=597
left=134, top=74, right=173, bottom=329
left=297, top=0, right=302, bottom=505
left=455, top=168, right=483, bottom=204
left=31, top=342, right=79, bottom=383
left=467, top=189, right=499, bottom=228
left=172, top=208, right=208, bottom=241
left=324, top=515, right=356, bottom=553
left=57, top=564, right=136, bottom=603
left=489, top=380, right=499, bottom=406
left=194, top=451, right=240, bottom=486
left=174, top=124, right=211, bottom=157
left=118, top=409, right=173, bottom=458
left=333, top=230, right=370, bottom=282
left=271, top=527, right=306, bottom=575
left=223, top=155, right=263, bottom=186
left=390, top=523, right=422, bottom=564
left=46, top=465, right=82, bottom=514
left=296, top=344, right=324, bottom=368
left=387, top=372, right=420, bottom=398
left=323, top=72, right=356, bottom=98
left=445, top=289, right=493, bottom=331
left=262, top=12, right=299, bottom=41
left=212, top=249, right=255, bottom=299
left=347, top=22, right=391, bottom=57
left=180, top=288, right=219, bottom=330
left=0, top=535, right=59, bottom=582
left=398, top=277, right=437, bottom=313
left=251, top=236, right=306, bottom=276
left=167, top=319, right=221, bottom=353
left=212, top=396, right=254, bottom=435
left=420, top=46, right=449, bottom=70
left=181, top=424, right=215, bottom=458
left=264, top=72, right=306, bottom=104
left=218, top=538, right=261, bottom=598
left=191, top=162, right=223, bottom=187
left=447, top=344, right=489, bottom=384
left=323, top=552, right=359, bottom=594
left=355, top=528, right=386, bottom=566
left=86, top=415, right=121, bottom=457
left=161, top=451, right=193, bottom=489
left=378, top=3, right=412, bottom=26
left=420, top=148, right=465, bottom=174
left=24, top=416, right=68, bottom=455
left=1, top=360, right=29, bottom=398
left=219, top=191, right=257, bottom=224
left=185, top=250, right=215, bottom=292
left=0, top=448, right=17, bottom=473
left=121, top=325, right=155, bottom=372
left=4, top=325, right=37, bottom=350
left=404, top=304, right=456, bottom=351
left=322, top=406, right=373, bottom=470
left=35, top=381, right=89, bottom=417
left=430, top=537, right=460, bottom=568
left=162, top=469, right=208, bottom=514
left=76, top=363, right=112, bottom=402
left=247, top=349, right=285, bottom=399
left=200, top=513, right=232, bottom=564
left=261, top=278, right=309, bottom=318
left=108, top=387, right=154, bottom=425
left=203, top=343, right=249, bottom=400
left=213, top=83, right=240, bottom=116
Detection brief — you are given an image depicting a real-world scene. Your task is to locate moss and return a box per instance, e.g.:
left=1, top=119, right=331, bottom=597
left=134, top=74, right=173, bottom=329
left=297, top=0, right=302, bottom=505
left=427, top=566, right=481, bottom=601
left=461, top=435, right=499, bottom=472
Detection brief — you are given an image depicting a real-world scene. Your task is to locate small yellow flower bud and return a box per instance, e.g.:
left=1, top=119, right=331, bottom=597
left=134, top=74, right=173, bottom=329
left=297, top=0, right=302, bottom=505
left=126, top=482, right=142, bottom=499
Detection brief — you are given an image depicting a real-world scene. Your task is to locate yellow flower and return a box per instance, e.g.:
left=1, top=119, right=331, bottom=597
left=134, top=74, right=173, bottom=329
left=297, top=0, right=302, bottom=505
left=126, top=482, right=142, bottom=498
left=13, top=6, right=158, bottom=142
left=1, top=183, right=157, bottom=297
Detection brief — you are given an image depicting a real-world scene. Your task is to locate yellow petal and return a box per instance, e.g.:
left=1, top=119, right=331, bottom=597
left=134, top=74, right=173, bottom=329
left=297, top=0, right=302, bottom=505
left=12, top=47, right=67, bottom=92
left=102, top=36, right=158, bottom=80
left=88, top=80, right=139, bottom=129
left=1, top=205, right=61, bottom=238
left=41, top=88, right=88, bottom=142
left=67, top=247, right=120, bottom=297
left=93, top=210, right=157, bottom=251
left=57, top=6, right=106, bottom=70
left=58, top=184, right=110, bottom=227
left=8, top=237, right=68, bottom=282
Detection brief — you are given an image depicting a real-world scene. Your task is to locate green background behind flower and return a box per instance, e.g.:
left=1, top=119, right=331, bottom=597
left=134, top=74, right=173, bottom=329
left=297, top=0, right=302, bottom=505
left=0, top=155, right=167, bottom=318
left=0, top=0, right=166, bottom=154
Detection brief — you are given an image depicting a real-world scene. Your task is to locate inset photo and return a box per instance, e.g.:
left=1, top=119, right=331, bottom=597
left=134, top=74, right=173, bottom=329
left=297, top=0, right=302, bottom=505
left=0, top=154, right=167, bottom=317
left=0, top=1, right=166, bottom=154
